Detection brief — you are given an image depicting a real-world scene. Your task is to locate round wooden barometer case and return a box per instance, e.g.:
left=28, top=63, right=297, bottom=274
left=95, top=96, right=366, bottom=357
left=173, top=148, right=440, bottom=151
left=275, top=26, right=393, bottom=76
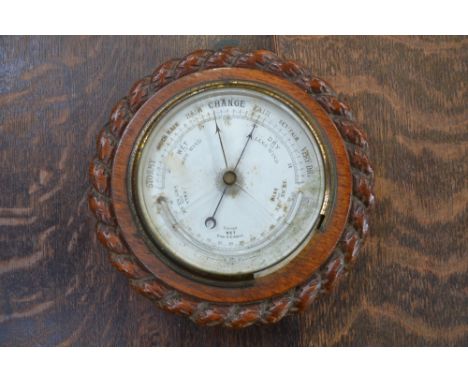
left=89, top=48, right=374, bottom=328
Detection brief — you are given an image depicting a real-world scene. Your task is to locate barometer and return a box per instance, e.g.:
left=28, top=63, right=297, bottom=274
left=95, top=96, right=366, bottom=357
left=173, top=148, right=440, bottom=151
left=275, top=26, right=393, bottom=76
left=89, top=48, right=374, bottom=327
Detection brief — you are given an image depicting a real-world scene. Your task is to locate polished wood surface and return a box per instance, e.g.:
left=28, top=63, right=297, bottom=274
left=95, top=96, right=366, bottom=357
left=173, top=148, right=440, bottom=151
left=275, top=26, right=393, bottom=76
left=0, top=36, right=466, bottom=345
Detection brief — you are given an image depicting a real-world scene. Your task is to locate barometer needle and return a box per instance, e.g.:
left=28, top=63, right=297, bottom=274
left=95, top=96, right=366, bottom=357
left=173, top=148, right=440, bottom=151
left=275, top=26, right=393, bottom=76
left=234, top=123, right=257, bottom=171
left=205, top=186, right=227, bottom=229
left=205, top=122, right=257, bottom=229
left=213, top=111, right=229, bottom=168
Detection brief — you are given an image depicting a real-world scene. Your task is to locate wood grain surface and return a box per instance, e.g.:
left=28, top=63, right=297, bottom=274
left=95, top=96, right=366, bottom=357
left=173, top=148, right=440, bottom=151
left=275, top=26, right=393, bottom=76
left=0, top=36, right=466, bottom=346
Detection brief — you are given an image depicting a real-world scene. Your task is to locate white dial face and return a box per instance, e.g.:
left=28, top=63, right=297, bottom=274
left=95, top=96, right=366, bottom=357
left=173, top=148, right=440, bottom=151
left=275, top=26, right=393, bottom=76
left=134, top=87, right=326, bottom=277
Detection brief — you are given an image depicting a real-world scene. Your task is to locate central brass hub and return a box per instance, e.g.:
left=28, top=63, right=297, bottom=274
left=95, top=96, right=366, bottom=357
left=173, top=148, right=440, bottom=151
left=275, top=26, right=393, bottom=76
left=223, top=170, right=237, bottom=186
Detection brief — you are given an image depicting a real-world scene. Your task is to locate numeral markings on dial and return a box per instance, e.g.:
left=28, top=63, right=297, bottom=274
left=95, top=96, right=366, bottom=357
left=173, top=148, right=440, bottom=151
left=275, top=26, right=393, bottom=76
left=286, top=192, right=303, bottom=225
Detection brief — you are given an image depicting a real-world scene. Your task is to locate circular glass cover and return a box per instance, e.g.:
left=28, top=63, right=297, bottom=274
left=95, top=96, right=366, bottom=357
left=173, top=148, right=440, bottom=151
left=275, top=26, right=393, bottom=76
left=134, top=86, right=326, bottom=277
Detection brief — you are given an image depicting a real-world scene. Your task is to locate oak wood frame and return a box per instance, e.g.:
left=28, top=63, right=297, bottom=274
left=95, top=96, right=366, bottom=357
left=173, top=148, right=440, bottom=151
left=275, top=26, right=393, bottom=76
left=114, top=68, right=350, bottom=301
left=89, top=48, right=374, bottom=327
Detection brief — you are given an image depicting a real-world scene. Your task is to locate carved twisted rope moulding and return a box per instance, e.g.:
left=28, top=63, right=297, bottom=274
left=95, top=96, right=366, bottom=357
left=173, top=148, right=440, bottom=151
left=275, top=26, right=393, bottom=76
left=88, top=48, right=375, bottom=328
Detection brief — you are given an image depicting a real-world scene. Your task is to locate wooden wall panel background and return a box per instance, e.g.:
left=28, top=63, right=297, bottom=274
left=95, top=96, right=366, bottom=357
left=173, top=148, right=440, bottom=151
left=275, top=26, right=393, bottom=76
left=0, top=36, right=466, bottom=346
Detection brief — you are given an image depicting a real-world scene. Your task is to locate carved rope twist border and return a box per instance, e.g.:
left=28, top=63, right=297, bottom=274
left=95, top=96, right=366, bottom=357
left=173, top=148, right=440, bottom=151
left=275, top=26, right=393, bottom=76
left=88, top=48, right=375, bottom=328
